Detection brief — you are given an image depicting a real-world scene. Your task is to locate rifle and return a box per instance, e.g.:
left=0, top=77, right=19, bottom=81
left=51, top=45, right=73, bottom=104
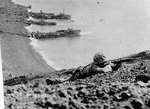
left=97, top=57, right=141, bottom=68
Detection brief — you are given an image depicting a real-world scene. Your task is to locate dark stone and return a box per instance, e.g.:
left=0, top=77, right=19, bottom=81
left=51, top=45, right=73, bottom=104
left=33, top=82, right=39, bottom=88
left=67, top=90, right=72, bottom=96
left=122, top=86, right=129, bottom=91
left=8, top=103, right=13, bottom=109
left=67, top=87, right=73, bottom=90
left=135, top=75, right=150, bottom=83
left=53, top=104, right=60, bottom=108
left=34, top=90, right=41, bottom=94
left=120, top=92, right=131, bottom=101
left=145, top=99, right=150, bottom=108
left=147, top=85, right=150, bottom=88
left=123, top=106, right=131, bottom=109
left=96, top=90, right=105, bottom=98
left=113, top=92, right=131, bottom=101
left=131, top=99, right=143, bottom=109
left=102, top=95, right=108, bottom=100
left=108, top=87, right=117, bottom=95
left=73, top=94, right=78, bottom=100
left=54, top=104, right=67, bottom=109
left=45, top=88, right=49, bottom=93
left=76, top=86, right=83, bottom=91
left=58, top=90, right=66, bottom=98
left=7, top=89, right=12, bottom=94
left=35, top=101, right=49, bottom=108
left=45, top=79, right=61, bottom=85
left=77, top=90, right=86, bottom=98
left=60, top=105, right=67, bottom=109
left=45, top=101, right=52, bottom=107
left=103, top=104, right=109, bottom=109
left=46, top=79, right=53, bottom=85
left=85, top=104, right=90, bottom=108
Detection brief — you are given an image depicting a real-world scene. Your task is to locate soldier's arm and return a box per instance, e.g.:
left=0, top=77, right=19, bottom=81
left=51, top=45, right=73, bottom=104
left=91, top=64, right=105, bottom=74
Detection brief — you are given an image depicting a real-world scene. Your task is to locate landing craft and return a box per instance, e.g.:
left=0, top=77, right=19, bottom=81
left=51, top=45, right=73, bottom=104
left=31, top=28, right=81, bottom=39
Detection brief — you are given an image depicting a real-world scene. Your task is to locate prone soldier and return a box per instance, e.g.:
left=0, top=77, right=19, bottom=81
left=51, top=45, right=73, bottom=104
left=49, top=52, right=125, bottom=84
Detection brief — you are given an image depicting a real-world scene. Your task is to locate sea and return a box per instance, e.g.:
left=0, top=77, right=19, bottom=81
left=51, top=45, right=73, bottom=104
left=13, top=0, right=150, bottom=70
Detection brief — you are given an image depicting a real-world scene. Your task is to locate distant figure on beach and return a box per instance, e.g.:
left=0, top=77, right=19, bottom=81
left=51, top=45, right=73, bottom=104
left=47, top=52, right=121, bottom=84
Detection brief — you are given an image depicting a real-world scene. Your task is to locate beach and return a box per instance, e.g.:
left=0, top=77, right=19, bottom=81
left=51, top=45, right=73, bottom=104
left=0, top=0, right=55, bottom=80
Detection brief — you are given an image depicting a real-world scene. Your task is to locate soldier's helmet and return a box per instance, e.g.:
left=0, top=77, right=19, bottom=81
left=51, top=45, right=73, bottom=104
left=93, top=52, right=106, bottom=64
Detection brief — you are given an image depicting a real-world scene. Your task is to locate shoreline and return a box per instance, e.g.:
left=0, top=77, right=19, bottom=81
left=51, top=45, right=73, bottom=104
left=29, top=37, right=60, bottom=70
left=18, top=4, right=57, bottom=72
left=1, top=0, right=56, bottom=80
left=25, top=25, right=61, bottom=70
left=27, top=37, right=56, bottom=71
left=25, top=25, right=60, bottom=70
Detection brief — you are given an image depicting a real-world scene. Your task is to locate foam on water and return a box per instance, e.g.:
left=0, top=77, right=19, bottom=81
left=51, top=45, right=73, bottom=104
left=25, top=24, right=61, bottom=70
left=25, top=26, right=32, bottom=33
left=26, top=16, right=35, bottom=21
left=29, top=37, right=60, bottom=70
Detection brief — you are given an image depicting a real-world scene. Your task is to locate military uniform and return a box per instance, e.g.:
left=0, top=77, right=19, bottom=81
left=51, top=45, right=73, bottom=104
left=48, top=53, right=118, bottom=84
left=68, top=62, right=113, bottom=81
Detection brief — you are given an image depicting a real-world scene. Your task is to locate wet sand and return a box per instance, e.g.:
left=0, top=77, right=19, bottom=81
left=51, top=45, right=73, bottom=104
left=0, top=0, right=55, bottom=80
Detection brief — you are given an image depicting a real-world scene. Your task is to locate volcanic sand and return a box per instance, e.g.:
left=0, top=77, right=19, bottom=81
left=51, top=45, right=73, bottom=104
left=0, top=0, right=55, bottom=80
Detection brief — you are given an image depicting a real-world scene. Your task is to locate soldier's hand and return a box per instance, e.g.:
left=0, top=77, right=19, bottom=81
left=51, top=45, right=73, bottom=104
left=102, top=64, right=112, bottom=73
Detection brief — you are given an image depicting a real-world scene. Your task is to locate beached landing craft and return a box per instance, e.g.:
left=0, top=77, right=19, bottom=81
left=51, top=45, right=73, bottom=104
left=51, top=13, right=71, bottom=20
left=29, top=10, right=71, bottom=20
left=29, top=11, right=54, bottom=19
left=31, top=28, right=81, bottom=39
left=26, top=20, right=57, bottom=26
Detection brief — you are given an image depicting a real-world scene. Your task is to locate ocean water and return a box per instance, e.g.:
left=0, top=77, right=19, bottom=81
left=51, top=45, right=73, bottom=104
left=13, top=0, right=150, bottom=70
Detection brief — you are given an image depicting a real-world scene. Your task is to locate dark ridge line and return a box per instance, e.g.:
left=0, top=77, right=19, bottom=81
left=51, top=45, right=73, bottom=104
left=4, top=75, right=45, bottom=86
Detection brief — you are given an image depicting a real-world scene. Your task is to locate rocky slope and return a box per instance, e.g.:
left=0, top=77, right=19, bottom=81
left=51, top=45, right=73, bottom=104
left=4, top=51, right=150, bottom=109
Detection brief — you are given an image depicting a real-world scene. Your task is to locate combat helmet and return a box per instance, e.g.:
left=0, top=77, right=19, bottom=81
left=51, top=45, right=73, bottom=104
left=93, top=52, right=106, bottom=65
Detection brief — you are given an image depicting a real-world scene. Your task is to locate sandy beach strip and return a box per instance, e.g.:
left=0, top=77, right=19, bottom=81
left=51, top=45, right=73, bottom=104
left=0, top=0, right=55, bottom=80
